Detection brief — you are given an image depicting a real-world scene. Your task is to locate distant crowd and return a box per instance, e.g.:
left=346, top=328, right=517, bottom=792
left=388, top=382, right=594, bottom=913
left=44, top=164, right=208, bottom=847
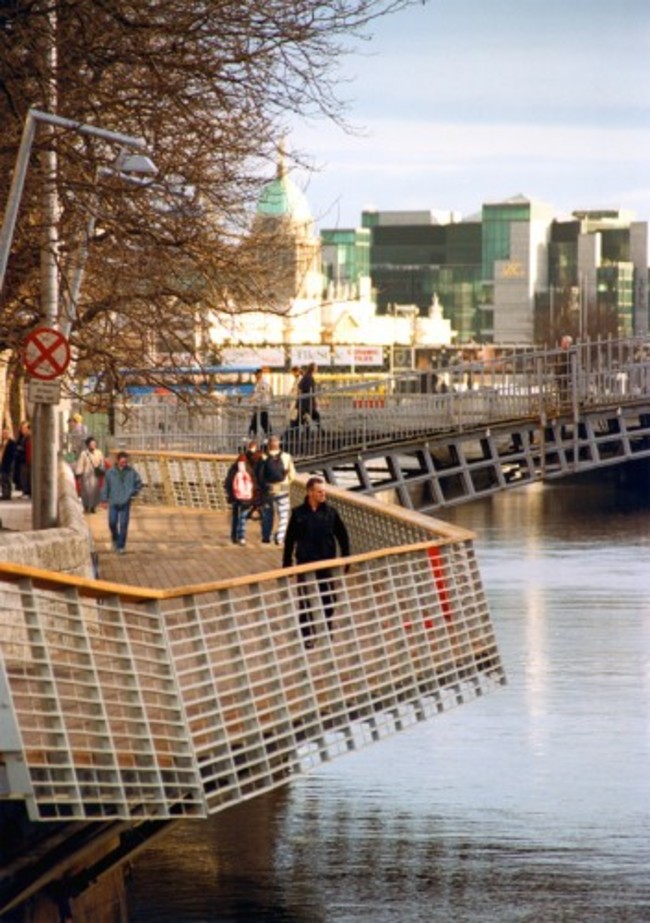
left=0, top=420, right=32, bottom=501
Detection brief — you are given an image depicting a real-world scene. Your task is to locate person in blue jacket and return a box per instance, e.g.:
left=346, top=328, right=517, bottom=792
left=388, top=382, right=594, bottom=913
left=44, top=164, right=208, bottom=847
left=100, top=451, right=142, bottom=553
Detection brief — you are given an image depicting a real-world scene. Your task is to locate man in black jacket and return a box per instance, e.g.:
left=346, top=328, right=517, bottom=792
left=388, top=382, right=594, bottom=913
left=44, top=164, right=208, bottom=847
left=283, top=477, right=350, bottom=646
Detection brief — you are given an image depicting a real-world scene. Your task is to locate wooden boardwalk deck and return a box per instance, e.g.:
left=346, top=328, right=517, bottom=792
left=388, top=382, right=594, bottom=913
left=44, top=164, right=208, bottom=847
left=87, top=502, right=284, bottom=588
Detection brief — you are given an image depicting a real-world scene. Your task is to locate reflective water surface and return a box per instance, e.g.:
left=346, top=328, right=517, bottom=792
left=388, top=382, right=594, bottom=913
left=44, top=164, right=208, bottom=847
left=127, top=474, right=650, bottom=922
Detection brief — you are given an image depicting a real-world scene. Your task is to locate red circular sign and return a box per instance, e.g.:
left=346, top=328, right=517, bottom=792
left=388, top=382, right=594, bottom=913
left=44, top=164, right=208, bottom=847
left=23, top=326, right=71, bottom=380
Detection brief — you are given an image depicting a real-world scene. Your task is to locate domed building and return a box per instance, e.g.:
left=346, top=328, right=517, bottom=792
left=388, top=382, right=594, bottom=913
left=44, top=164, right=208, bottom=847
left=208, top=151, right=455, bottom=354
left=256, top=153, right=313, bottom=227
left=252, top=151, right=322, bottom=312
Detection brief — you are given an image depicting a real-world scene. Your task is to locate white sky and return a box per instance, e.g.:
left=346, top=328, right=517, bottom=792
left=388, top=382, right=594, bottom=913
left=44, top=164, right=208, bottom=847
left=288, top=0, right=650, bottom=230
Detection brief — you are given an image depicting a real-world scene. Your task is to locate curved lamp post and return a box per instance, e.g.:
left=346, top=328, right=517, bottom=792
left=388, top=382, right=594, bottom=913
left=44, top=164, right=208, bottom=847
left=0, top=108, right=156, bottom=529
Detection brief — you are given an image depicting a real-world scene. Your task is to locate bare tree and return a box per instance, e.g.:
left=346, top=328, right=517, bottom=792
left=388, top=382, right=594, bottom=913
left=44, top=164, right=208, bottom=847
left=0, top=0, right=414, bottom=410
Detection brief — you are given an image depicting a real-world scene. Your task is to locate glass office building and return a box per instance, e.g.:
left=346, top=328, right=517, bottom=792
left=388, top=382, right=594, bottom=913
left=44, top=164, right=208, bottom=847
left=547, top=213, right=641, bottom=339
left=321, top=228, right=370, bottom=299
left=360, top=213, right=483, bottom=341
left=350, top=201, right=649, bottom=344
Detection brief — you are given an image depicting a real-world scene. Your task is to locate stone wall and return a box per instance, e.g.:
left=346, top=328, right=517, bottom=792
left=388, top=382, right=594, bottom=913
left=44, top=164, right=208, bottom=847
left=0, top=462, right=94, bottom=576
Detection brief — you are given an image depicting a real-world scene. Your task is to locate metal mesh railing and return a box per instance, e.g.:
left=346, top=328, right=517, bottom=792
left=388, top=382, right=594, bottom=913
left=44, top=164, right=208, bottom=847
left=0, top=578, right=205, bottom=820
left=0, top=455, right=505, bottom=822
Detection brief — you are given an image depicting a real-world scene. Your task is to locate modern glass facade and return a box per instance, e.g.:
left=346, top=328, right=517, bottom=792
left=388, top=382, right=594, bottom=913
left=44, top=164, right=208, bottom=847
left=481, top=201, right=531, bottom=281
left=321, top=228, right=370, bottom=295
left=597, top=263, right=634, bottom=335
left=548, top=218, right=639, bottom=339
left=321, top=204, right=648, bottom=345
left=362, top=219, right=482, bottom=338
left=436, top=265, right=483, bottom=341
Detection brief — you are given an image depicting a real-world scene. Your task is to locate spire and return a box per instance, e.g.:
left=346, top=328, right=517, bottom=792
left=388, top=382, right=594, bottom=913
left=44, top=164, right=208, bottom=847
left=277, top=138, right=286, bottom=179
left=256, top=139, right=313, bottom=227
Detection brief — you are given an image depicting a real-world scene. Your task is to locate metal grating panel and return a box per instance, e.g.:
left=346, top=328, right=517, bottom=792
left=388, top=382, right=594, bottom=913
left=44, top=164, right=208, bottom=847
left=0, top=541, right=504, bottom=821
left=0, top=584, right=205, bottom=821
left=0, top=452, right=506, bottom=822
left=159, top=543, right=504, bottom=816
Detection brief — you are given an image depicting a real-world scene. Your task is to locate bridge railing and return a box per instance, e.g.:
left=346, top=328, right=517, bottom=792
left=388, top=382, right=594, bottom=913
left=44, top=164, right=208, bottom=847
left=0, top=458, right=505, bottom=822
left=109, top=337, right=650, bottom=458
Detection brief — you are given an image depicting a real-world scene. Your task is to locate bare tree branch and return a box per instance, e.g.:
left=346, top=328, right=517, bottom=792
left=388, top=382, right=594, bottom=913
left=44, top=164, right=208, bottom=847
left=0, top=0, right=417, bottom=407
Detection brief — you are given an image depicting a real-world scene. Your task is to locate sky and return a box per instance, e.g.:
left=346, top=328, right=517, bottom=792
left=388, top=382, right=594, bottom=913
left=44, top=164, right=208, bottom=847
left=288, top=0, right=650, bottom=230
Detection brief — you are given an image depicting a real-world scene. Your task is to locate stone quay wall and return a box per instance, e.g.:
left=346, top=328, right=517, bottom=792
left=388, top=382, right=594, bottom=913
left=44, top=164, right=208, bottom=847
left=0, top=462, right=93, bottom=577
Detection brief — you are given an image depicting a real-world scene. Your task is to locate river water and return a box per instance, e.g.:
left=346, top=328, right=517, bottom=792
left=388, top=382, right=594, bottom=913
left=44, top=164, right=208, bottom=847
left=127, top=473, right=650, bottom=922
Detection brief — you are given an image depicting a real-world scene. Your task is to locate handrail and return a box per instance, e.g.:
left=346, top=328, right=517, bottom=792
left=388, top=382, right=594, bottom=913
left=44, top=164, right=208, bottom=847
left=0, top=450, right=504, bottom=824
left=0, top=536, right=469, bottom=601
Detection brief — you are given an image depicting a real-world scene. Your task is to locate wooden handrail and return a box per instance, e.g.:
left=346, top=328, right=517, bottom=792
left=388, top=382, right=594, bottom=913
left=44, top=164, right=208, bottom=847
left=0, top=536, right=467, bottom=602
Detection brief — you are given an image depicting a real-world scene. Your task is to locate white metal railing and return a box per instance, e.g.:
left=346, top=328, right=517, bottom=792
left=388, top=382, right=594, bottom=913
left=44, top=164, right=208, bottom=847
left=0, top=459, right=505, bottom=822
left=108, top=336, right=650, bottom=458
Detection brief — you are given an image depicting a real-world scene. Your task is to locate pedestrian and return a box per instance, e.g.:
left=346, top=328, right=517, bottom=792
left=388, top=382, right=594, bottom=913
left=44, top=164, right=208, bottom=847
left=288, top=366, right=302, bottom=427
left=0, top=427, right=16, bottom=500
left=248, top=367, right=273, bottom=438
left=13, top=420, right=31, bottom=498
left=100, top=450, right=142, bottom=554
left=284, top=366, right=303, bottom=453
left=223, top=452, right=255, bottom=545
left=556, top=334, right=574, bottom=405
left=74, top=435, right=106, bottom=513
left=282, top=476, right=350, bottom=646
left=68, top=413, right=88, bottom=459
left=297, top=362, right=320, bottom=428
left=244, top=438, right=264, bottom=522
left=256, top=435, right=296, bottom=545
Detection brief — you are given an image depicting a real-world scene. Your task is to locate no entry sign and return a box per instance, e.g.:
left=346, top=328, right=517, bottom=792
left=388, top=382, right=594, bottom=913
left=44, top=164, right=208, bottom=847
left=23, top=326, right=71, bottom=381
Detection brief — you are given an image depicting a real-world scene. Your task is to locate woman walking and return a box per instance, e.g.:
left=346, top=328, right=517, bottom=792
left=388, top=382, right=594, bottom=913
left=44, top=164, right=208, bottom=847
left=75, top=436, right=106, bottom=513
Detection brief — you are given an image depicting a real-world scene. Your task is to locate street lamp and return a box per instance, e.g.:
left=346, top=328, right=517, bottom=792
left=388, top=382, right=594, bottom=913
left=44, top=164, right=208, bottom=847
left=61, top=149, right=158, bottom=340
left=0, top=107, right=156, bottom=529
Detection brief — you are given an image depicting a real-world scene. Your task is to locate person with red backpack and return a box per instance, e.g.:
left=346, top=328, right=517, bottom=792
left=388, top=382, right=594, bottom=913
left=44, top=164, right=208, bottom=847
left=224, top=453, right=256, bottom=545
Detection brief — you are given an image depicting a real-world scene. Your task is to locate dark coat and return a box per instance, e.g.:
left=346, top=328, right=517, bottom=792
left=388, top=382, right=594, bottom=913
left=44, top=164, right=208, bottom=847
left=297, top=370, right=319, bottom=422
left=0, top=438, right=16, bottom=476
left=282, top=500, right=350, bottom=567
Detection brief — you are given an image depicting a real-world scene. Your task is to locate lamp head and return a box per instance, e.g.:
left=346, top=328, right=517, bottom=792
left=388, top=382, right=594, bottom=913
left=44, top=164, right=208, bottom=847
left=114, top=151, right=158, bottom=176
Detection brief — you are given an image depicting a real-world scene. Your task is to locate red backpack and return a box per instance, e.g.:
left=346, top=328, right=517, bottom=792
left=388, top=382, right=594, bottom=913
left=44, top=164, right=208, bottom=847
left=232, top=467, right=254, bottom=501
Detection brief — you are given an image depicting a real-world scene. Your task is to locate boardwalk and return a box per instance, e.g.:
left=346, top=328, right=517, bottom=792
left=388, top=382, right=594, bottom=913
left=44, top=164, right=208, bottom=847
left=0, top=496, right=285, bottom=588
left=87, top=502, right=284, bottom=588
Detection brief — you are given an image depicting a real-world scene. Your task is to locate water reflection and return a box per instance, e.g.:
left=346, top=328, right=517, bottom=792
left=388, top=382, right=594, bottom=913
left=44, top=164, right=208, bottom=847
left=128, top=476, right=650, bottom=922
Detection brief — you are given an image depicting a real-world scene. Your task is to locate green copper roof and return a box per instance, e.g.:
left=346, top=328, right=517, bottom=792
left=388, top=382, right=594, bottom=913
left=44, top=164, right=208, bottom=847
left=257, top=158, right=312, bottom=224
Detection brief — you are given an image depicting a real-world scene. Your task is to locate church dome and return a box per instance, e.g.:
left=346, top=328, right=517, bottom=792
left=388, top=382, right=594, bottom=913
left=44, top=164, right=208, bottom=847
left=256, top=150, right=312, bottom=226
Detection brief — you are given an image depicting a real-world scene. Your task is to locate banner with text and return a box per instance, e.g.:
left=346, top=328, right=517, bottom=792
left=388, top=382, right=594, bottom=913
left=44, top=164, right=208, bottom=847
left=221, top=346, right=286, bottom=368
left=332, top=345, right=384, bottom=366
left=289, top=345, right=332, bottom=367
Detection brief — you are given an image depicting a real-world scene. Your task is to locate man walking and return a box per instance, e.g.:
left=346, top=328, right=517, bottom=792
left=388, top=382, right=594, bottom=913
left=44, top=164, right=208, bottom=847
left=249, top=367, right=273, bottom=438
left=100, top=451, right=142, bottom=554
left=282, top=477, right=350, bottom=645
left=256, top=435, right=295, bottom=545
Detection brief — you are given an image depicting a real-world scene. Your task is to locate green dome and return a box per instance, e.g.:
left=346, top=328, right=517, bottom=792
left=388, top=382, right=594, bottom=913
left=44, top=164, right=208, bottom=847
left=257, top=158, right=312, bottom=225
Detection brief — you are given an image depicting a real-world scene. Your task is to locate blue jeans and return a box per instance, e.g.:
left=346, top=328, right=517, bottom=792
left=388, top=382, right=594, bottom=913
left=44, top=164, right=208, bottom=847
left=108, top=502, right=131, bottom=550
left=231, top=502, right=251, bottom=542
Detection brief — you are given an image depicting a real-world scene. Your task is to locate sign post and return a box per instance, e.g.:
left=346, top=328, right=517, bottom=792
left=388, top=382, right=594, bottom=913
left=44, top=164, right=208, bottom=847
left=23, top=326, right=71, bottom=529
